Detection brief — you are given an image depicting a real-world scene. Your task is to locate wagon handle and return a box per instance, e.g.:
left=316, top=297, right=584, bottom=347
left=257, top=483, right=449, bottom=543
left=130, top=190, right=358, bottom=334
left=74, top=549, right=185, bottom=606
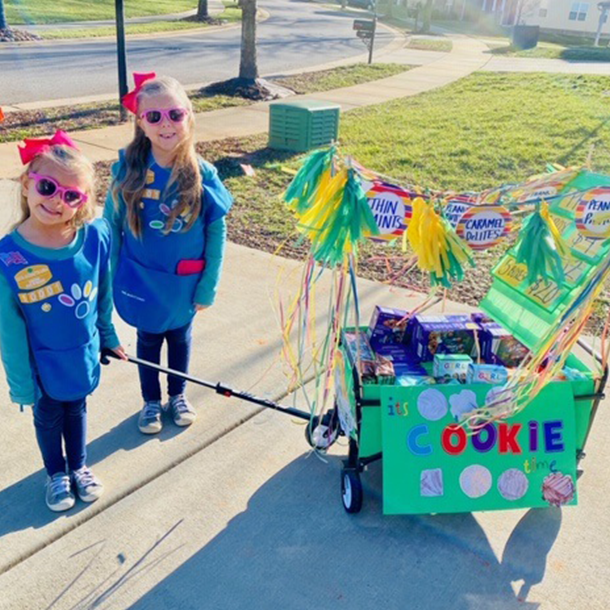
left=100, top=348, right=312, bottom=421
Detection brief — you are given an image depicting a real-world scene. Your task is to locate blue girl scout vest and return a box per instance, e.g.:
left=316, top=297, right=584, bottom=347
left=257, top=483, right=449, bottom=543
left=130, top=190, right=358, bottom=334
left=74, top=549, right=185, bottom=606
left=0, top=220, right=110, bottom=401
left=113, top=153, right=233, bottom=334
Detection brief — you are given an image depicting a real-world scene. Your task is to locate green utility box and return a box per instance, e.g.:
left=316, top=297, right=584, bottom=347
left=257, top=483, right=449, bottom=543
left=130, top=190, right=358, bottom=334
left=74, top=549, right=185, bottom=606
left=268, top=100, right=340, bottom=152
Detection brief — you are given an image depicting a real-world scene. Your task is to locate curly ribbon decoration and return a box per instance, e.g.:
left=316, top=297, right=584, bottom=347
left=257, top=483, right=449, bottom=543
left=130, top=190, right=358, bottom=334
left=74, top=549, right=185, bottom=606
left=404, top=197, right=474, bottom=288
left=513, top=200, right=570, bottom=286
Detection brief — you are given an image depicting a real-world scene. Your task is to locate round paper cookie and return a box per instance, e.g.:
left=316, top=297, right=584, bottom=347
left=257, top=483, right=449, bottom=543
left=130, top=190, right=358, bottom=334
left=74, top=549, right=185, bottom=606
left=366, top=181, right=413, bottom=243
left=456, top=205, right=512, bottom=251
left=575, top=187, right=610, bottom=240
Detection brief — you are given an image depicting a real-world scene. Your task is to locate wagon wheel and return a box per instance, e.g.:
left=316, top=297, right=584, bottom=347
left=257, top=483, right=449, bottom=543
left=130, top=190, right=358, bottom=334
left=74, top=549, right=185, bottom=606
left=304, top=409, right=340, bottom=450
left=341, top=468, right=363, bottom=514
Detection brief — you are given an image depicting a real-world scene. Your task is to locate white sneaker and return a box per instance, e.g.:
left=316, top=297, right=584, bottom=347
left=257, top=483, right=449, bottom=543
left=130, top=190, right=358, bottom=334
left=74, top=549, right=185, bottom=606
left=138, top=400, right=163, bottom=434
left=45, top=473, right=75, bottom=512
left=72, top=466, right=104, bottom=503
left=167, top=394, right=197, bottom=427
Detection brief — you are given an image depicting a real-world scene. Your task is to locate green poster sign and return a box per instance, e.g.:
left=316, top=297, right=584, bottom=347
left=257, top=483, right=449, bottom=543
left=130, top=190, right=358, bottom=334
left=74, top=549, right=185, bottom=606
left=380, top=382, right=577, bottom=515
left=481, top=170, right=610, bottom=350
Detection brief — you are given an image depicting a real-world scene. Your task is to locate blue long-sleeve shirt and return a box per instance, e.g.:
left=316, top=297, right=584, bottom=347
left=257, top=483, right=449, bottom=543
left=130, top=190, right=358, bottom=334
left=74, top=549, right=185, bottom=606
left=0, top=227, right=120, bottom=406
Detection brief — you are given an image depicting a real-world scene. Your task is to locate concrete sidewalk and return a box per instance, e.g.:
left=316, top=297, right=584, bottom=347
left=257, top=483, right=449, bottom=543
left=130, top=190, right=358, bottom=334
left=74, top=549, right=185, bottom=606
left=482, top=55, right=610, bottom=74
left=0, top=32, right=489, bottom=179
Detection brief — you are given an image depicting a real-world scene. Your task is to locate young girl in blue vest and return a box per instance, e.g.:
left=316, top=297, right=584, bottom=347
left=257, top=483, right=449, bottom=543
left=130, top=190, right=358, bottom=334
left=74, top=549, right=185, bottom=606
left=0, top=131, right=126, bottom=512
left=105, top=73, right=233, bottom=435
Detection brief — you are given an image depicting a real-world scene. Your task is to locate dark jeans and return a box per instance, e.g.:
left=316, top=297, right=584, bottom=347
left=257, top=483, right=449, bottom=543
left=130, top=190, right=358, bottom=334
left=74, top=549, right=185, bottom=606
left=137, top=321, right=193, bottom=402
left=33, top=388, right=87, bottom=477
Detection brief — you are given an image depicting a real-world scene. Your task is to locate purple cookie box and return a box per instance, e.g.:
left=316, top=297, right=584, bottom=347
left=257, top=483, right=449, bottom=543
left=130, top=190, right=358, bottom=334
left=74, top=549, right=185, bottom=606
left=367, top=306, right=409, bottom=348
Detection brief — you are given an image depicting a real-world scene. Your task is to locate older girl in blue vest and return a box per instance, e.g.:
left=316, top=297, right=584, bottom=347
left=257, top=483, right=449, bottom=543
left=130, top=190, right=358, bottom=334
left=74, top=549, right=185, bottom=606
left=0, top=132, right=126, bottom=512
left=105, top=74, right=232, bottom=435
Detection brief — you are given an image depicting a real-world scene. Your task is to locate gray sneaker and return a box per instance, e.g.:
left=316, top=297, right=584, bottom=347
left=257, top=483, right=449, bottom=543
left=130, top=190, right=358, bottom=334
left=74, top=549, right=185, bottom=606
left=167, top=394, right=197, bottom=427
left=45, top=473, right=75, bottom=512
left=138, top=400, right=163, bottom=434
left=72, top=466, right=104, bottom=503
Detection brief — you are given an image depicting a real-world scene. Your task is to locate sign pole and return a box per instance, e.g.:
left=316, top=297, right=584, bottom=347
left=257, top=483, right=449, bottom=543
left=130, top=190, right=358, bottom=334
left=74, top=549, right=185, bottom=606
left=368, top=0, right=377, bottom=65
left=115, top=0, right=128, bottom=122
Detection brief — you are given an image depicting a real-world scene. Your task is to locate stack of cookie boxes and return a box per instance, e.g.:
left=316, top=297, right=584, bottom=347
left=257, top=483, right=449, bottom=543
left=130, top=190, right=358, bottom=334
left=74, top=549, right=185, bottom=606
left=337, top=308, right=596, bottom=515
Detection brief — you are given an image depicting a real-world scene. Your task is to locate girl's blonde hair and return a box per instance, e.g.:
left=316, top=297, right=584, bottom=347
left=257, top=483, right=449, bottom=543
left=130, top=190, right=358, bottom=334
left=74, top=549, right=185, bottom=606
left=17, top=145, right=96, bottom=230
left=113, top=76, right=202, bottom=237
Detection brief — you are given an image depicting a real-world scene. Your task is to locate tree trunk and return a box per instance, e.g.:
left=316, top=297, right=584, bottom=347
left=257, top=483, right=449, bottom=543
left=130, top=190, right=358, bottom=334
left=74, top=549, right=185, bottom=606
left=239, top=0, right=258, bottom=80
left=196, top=0, right=209, bottom=20
left=0, top=0, right=8, bottom=30
left=421, top=0, right=432, bottom=32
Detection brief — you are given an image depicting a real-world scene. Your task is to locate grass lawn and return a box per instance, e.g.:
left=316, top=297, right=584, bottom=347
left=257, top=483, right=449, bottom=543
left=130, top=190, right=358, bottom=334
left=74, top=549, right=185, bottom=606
left=175, top=72, right=610, bottom=327
left=436, top=18, right=610, bottom=62
left=5, top=0, right=196, bottom=25
left=38, top=3, right=242, bottom=40
left=406, top=37, right=452, bottom=52
left=488, top=42, right=610, bottom=62
left=0, top=64, right=409, bottom=143
left=273, top=63, right=408, bottom=94
left=40, top=20, right=229, bottom=40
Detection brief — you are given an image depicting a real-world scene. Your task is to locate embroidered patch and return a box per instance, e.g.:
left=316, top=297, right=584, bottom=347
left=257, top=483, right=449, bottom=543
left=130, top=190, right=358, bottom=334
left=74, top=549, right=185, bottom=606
left=58, top=281, right=98, bottom=319
left=146, top=170, right=155, bottom=185
left=0, top=252, right=28, bottom=267
left=143, top=188, right=160, bottom=201
left=18, top=281, right=63, bottom=304
left=15, top=265, right=53, bottom=291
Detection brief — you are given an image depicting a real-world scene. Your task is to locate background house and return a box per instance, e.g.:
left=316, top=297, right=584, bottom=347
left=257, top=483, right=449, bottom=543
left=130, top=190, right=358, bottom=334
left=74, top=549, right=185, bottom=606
left=433, top=0, right=610, bottom=36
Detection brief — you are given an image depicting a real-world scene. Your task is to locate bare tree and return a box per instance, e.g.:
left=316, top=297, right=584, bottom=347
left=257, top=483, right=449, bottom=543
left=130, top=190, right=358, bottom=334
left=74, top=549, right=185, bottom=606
left=239, top=0, right=258, bottom=80
left=0, top=0, right=8, bottom=30
left=421, top=0, right=433, bottom=32
left=196, top=0, right=209, bottom=20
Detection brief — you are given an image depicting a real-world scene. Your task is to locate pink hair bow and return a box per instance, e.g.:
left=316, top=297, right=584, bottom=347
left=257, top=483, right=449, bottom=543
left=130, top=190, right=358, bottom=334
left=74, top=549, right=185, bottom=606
left=122, top=72, right=157, bottom=114
left=18, top=130, right=79, bottom=165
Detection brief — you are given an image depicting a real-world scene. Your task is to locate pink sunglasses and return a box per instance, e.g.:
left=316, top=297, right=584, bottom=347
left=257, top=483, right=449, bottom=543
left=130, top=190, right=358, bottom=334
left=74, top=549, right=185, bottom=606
left=29, top=172, right=89, bottom=209
left=139, top=107, right=189, bottom=125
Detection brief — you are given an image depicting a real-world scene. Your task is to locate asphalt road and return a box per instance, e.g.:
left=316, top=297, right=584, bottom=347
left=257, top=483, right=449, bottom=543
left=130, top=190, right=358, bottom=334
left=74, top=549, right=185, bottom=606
left=0, top=0, right=394, bottom=105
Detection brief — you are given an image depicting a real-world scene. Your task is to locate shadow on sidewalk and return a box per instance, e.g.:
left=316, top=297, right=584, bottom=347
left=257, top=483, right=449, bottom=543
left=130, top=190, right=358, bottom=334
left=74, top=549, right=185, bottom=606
left=120, top=455, right=555, bottom=610
left=0, top=413, right=183, bottom=540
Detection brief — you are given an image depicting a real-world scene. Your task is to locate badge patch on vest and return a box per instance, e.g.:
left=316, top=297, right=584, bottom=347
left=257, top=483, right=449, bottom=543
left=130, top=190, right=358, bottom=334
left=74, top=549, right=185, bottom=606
left=0, top=252, right=28, bottom=267
left=58, top=281, right=98, bottom=319
left=18, top=281, right=63, bottom=304
left=146, top=170, right=155, bottom=185
left=15, top=265, right=53, bottom=290
left=143, top=188, right=160, bottom=201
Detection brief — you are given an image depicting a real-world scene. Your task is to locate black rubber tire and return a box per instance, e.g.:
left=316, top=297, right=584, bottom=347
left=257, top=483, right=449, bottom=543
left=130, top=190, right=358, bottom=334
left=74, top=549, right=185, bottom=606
left=341, top=468, right=363, bottom=514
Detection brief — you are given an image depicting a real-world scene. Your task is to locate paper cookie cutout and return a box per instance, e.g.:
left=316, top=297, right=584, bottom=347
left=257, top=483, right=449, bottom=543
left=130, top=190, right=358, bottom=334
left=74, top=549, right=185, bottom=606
left=460, top=464, right=492, bottom=499
left=542, top=472, right=575, bottom=507
left=498, top=468, right=529, bottom=501
left=417, top=389, right=448, bottom=421
left=575, top=188, right=610, bottom=240
left=449, top=390, right=478, bottom=422
left=456, top=205, right=512, bottom=251
left=421, top=468, right=444, bottom=497
left=366, top=181, right=413, bottom=243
